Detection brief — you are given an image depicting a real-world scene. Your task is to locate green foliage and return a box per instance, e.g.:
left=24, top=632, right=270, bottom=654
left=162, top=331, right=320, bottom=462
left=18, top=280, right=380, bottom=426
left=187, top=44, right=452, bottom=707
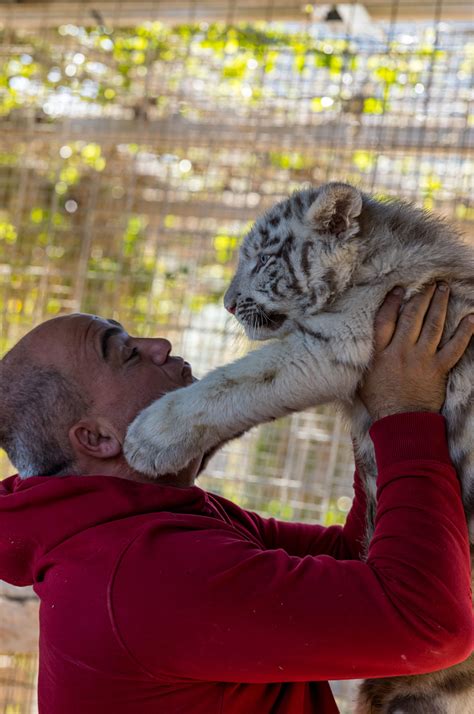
left=269, top=152, right=309, bottom=170
left=212, top=480, right=249, bottom=509
left=79, top=143, right=106, bottom=171
left=199, top=24, right=289, bottom=59
left=456, top=204, right=474, bottom=221
left=213, top=233, right=239, bottom=263
left=421, top=173, right=442, bottom=210
left=352, top=150, right=376, bottom=173
left=0, top=220, right=17, bottom=244
left=0, top=21, right=450, bottom=121
left=323, top=501, right=347, bottom=526
left=265, top=499, right=294, bottom=520
left=0, top=150, right=18, bottom=166
left=363, top=97, right=385, bottom=115
left=222, top=55, right=249, bottom=80
left=123, top=215, right=148, bottom=258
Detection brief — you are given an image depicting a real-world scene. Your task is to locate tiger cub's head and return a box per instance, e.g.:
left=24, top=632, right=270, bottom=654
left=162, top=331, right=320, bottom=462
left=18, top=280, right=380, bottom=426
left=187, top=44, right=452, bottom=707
left=224, top=182, right=364, bottom=340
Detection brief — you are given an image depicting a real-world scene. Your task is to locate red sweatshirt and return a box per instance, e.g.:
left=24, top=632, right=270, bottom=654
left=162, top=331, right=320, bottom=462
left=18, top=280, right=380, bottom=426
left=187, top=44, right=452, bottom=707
left=0, top=413, right=472, bottom=714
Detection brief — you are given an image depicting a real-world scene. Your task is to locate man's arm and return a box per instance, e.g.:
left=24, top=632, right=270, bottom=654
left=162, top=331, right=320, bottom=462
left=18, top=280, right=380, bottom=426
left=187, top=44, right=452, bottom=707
left=110, top=414, right=471, bottom=683
left=216, top=466, right=367, bottom=560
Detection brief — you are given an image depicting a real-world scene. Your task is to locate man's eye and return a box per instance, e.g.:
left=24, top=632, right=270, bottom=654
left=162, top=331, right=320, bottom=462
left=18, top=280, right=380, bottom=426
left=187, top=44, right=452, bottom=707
left=259, top=254, right=269, bottom=265
left=125, top=347, right=139, bottom=362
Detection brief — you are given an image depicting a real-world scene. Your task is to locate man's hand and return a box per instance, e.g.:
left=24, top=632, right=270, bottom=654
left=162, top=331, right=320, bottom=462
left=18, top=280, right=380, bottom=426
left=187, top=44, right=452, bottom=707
left=358, top=283, right=474, bottom=422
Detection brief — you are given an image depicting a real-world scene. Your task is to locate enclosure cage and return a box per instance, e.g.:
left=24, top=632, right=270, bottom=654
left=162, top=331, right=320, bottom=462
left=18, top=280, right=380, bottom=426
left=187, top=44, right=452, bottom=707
left=0, top=1, right=472, bottom=713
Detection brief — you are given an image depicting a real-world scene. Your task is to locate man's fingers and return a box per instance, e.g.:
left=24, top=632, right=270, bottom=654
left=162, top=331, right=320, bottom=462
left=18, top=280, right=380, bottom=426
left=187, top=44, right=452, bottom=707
left=437, top=314, right=474, bottom=371
left=417, top=283, right=450, bottom=351
left=392, top=283, right=437, bottom=345
left=373, top=287, right=405, bottom=352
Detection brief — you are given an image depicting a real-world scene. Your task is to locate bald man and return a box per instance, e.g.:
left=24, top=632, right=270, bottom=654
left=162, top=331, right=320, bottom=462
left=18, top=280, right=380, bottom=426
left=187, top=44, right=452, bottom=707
left=0, top=284, right=473, bottom=714
left=0, top=313, right=200, bottom=485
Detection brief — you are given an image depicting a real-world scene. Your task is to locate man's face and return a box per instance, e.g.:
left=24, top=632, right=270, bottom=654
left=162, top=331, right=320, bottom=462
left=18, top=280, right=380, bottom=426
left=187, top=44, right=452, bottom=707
left=30, top=313, right=195, bottom=441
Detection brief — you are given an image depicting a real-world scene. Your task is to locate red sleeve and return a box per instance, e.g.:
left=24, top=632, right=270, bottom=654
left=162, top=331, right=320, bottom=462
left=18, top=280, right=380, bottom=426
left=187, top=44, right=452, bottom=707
left=111, top=413, right=472, bottom=683
left=240, top=468, right=367, bottom=560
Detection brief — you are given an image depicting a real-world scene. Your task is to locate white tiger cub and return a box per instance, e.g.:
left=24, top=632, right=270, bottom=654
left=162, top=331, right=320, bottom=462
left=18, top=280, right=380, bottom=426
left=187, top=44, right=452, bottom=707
left=124, top=182, right=474, bottom=713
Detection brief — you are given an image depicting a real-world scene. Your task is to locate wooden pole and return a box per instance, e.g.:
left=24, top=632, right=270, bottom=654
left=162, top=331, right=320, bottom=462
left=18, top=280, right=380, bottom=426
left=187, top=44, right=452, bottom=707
left=0, top=1, right=471, bottom=28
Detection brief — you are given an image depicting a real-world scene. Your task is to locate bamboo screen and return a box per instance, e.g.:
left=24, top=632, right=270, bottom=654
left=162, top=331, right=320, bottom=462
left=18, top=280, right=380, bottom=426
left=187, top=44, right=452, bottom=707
left=0, top=2, right=472, bottom=713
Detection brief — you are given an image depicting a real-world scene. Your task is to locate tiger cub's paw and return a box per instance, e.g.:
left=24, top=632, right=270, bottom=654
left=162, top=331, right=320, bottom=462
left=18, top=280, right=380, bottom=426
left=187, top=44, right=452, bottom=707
left=124, top=390, right=214, bottom=476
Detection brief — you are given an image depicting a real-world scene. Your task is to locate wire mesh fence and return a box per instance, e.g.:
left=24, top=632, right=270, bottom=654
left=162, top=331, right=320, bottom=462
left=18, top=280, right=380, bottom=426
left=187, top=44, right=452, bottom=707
left=0, top=654, right=37, bottom=714
left=0, top=1, right=472, bottom=712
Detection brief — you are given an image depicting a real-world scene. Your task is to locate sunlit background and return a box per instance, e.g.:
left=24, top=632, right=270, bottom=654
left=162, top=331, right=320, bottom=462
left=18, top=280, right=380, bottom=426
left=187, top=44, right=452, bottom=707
left=0, top=1, right=472, bottom=712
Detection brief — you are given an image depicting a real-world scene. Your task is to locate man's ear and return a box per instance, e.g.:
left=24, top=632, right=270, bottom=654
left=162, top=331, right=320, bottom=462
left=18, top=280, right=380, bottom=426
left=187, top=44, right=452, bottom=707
left=306, top=182, right=362, bottom=239
left=69, top=418, right=122, bottom=460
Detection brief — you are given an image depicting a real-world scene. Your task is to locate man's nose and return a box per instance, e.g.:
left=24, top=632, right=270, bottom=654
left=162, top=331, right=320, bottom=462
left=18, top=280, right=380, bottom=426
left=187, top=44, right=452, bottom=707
left=141, top=338, right=172, bottom=365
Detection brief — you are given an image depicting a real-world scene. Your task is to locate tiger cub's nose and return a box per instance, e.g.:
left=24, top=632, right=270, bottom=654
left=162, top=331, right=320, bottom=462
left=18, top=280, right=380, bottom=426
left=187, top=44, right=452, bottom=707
left=226, top=304, right=236, bottom=314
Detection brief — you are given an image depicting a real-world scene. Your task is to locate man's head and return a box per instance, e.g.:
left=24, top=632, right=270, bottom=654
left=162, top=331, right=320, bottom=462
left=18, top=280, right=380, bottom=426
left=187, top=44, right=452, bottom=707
left=0, top=314, right=196, bottom=483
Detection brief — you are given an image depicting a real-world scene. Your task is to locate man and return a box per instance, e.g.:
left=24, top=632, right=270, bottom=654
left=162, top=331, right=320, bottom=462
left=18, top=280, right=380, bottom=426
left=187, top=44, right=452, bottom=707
left=0, top=284, right=472, bottom=714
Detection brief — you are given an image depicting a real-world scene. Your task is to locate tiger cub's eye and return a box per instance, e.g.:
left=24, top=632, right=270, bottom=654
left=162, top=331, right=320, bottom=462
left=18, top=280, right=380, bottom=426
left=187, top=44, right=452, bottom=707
left=259, top=254, right=269, bottom=265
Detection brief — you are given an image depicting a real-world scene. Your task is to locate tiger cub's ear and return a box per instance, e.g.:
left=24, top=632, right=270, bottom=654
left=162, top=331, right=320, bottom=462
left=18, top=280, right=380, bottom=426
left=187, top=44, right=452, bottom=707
left=306, top=183, right=362, bottom=239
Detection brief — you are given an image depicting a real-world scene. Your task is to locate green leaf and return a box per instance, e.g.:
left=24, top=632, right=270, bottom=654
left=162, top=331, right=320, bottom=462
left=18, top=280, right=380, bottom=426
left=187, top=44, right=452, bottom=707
left=352, top=150, right=376, bottom=172
left=363, top=97, right=385, bottom=114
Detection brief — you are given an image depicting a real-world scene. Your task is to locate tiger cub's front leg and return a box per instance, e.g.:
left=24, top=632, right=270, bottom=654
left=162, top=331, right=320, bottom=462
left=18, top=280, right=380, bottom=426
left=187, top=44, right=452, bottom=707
left=124, top=334, right=362, bottom=477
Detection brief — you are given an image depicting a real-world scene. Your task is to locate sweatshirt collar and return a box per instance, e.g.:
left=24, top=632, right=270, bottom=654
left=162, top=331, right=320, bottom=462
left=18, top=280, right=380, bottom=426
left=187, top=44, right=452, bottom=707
left=0, top=473, right=208, bottom=587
